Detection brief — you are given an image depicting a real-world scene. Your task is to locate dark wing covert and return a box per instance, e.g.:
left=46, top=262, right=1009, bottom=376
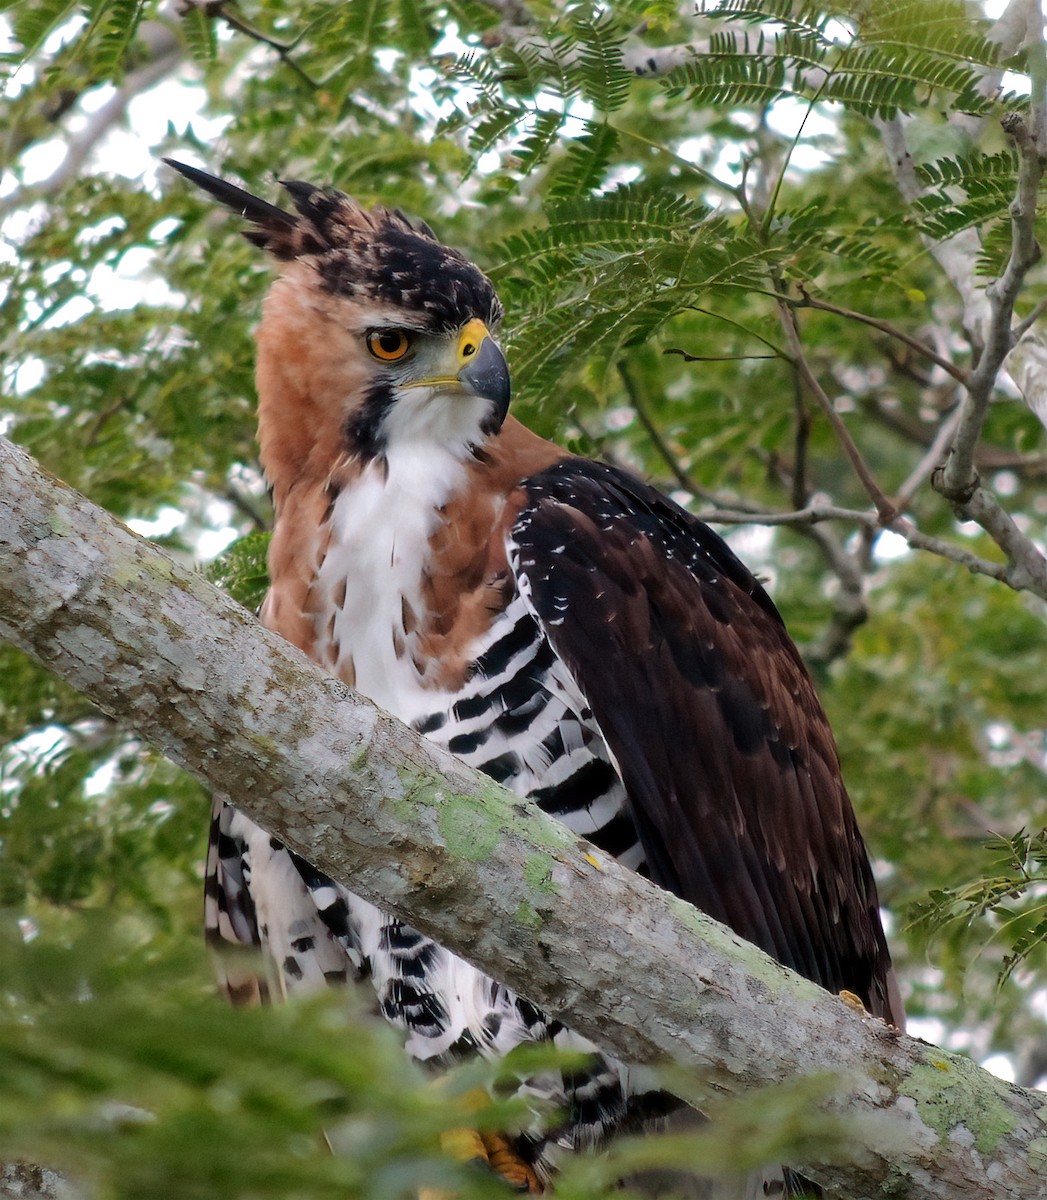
left=510, top=458, right=897, bottom=1023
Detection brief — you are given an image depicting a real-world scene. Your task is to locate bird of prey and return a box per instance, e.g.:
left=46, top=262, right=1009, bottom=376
left=167, top=159, right=901, bottom=1194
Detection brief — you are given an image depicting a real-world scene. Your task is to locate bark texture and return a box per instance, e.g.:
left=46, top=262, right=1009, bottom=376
left=1, top=436, right=1046, bottom=1200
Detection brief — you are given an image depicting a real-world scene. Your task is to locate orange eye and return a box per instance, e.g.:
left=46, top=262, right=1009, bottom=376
left=367, top=329, right=412, bottom=361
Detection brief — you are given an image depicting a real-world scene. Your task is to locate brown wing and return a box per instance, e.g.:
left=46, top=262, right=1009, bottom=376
left=511, top=459, right=899, bottom=1023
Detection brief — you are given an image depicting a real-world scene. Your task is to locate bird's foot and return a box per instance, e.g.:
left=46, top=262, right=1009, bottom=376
left=479, top=1132, right=543, bottom=1194
left=838, top=989, right=867, bottom=1014
left=435, top=1126, right=543, bottom=1194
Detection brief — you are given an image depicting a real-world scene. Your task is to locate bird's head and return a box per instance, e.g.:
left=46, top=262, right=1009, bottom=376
left=164, top=159, right=510, bottom=489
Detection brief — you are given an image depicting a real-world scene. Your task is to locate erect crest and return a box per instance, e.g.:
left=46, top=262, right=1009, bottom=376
left=163, top=158, right=503, bottom=333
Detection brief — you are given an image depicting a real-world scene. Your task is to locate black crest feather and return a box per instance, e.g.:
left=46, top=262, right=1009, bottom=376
left=163, top=158, right=295, bottom=231
left=164, top=157, right=503, bottom=329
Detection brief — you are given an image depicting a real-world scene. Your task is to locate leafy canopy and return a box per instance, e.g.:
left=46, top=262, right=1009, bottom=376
left=2, top=0, right=1047, bottom=1191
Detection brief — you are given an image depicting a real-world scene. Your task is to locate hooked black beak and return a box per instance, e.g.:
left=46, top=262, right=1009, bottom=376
left=459, top=336, right=511, bottom=432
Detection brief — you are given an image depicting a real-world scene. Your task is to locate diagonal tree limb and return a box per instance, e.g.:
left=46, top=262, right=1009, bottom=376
left=925, top=100, right=1047, bottom=595
left=939, top=110, right=1047, bottom=501
left=1, top=435, right=1045, bottom=1200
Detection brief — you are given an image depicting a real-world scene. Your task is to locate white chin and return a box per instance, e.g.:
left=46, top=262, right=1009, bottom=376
left=382, top=386, right=493, bottom=453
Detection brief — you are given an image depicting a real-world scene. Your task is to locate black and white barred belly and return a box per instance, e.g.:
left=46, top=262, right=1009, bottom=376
left=415, top=592, right=647, bottom=874
left=207, top=589, right=662, bottom=1172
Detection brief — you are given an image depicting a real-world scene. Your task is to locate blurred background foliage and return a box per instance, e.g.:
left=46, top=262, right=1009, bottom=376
left=2, top=0, right=1047, bottom=1194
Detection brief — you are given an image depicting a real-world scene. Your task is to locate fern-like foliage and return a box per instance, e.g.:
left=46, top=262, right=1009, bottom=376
left=772, top=203, right=902, bottom=275
left=492, top=189, right=783, bottom=399
left=678, top=0, right=1002, bottom=117
left=569, top=10, right=632, bottom=112
left=914, top=151, right=1021, bottom=243
left=663, top=37, right=795, bottom=106
left=9, top=0, right=79, bottom=66
left=435, top=1, right=639, bottom=186
left=546, top=123, right=620, bottom=198
left=181, top=5, right=219, bottom=65
left=912, top=830, right=1047, bottom=985
left=94, top=0, right=148, bottom=79
left=494, top=173, right=917, bottom=401
left=207, top=532, right=272, bottom=614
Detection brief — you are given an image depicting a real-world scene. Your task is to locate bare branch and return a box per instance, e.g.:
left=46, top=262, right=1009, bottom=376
left=939, top=112, right=1046, bottom=499
left=1013, top=294, right=1047, bottom=340
left=777, top=302, right=898, bottom=522
left=2, top=434, right=1046, bottom=1200
left=951, top=485, right=1047, bottom=595
left=916, top=97, right=1047, bottom=595
left=796, top=292, right=970, bottom=385
left=0, top=1161, right=76, bottom=1200
left=694, top=504, right=872, bottom=526
left=202, top=4, right=321, bottom=90
left=695, top=500, right=1028, bottom=594
left=868, top=1, right=1047, bottom=602
left=888, top=513, right=1015, bottom=586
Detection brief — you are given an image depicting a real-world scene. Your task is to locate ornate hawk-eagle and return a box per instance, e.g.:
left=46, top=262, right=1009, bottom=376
left=168, top=159, right=900, bottom=1193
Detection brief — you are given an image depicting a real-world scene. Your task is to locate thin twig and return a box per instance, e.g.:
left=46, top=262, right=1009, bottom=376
left=777, top=302, right=898, bottom=522
left=853, top=391, right=1047, bottom=479
left=662, top=352, right=778, bottom=363
left=223, top=485, right=271, bottom=533
left=694, top=503, right=870, bottom=526
left=796, top=291, right=970, bottom=385
left=215, top=7, right=320, bottom=89
left=0, top=30, right=182, bottom=220
left=893, top=405, right=964, bottom=510
left=1014, top=293, right=1047, bottom=339
left=696, top=501, right=1024, bottom=593
left=617, top=360, right=724, bottom=504
left=791, top=366, right=810, bottom=511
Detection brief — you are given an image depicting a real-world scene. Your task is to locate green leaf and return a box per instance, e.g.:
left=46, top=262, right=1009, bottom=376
left=512, top=108, right=564, bottom=177
left=569, top=9, right=632, bottom=112
left=207, top=533, right=272, bottom=613
left=181, top=5, right=218, bottom=66
left=10, top=0, right=78, bottom=64
left=663, top=46, right=792, bottom=106
left=546, top=122, right=619, bottom=197
left=93, top=0, right=146, bottom=79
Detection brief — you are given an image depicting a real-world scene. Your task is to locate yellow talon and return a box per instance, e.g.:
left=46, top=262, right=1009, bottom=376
left=482, top=1133, right=544, bottom=1193
left=839, top=989, right=867, bottom=1014
left=583, top=852, right=603, bottom=871
left=441, top=1125, right=488, bottom=1164
left=430, top=1087, right=543, bottom=1194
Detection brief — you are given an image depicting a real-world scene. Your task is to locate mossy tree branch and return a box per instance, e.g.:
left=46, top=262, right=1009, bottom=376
left=1, top=434, right=1045, bottom=1200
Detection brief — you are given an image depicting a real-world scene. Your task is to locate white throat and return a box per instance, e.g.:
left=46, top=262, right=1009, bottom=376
left=312, top=435, right=470, bottom=719
left=380, top=384, right=493, bottom=454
